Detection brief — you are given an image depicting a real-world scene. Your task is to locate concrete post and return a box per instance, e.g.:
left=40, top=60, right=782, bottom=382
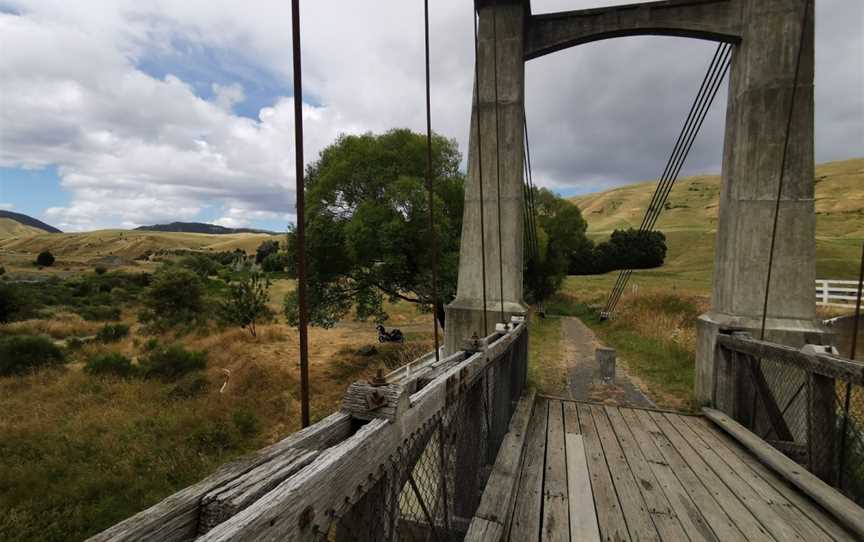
left=695, top=0, right=825, bottom=404
left=444, top=1, right=528, bottom=354
left=596, top=347, right=616, bottom=383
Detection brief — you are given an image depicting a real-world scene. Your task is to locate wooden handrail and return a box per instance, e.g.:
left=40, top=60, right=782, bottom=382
left=717, top=334, right=864, bottom=385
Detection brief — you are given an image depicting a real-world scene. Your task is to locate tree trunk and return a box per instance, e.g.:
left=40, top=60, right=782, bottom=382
left=435, top=300, right=446, bottom=330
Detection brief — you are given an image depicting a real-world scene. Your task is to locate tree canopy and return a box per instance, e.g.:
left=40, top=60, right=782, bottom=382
left=284, top=129, right=464, bottom=328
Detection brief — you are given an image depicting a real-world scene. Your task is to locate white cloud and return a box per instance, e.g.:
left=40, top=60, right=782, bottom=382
left=0, top=203, right=14, bottom=210
left=0, top=0, right=860, bottom=230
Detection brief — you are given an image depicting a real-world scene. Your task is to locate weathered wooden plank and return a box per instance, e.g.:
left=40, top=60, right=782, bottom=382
left=589, top=405, right=659, bottom=541
left=703, top=408, right=864, bottom=540
left=618, top=408, right=718, bottom=542
left=576, top=403, right=630, bottom=542
left=565, top=433, right=601, bottom=542
left=464, top=517, right=504, bottom=541
left=543, top=401, right=569, bottom=542
left=604, top=407, right=687, bottom=541
left=716, top=335, right=864, bottom=385
left=509, top=398, right=549, bottom=542
left=632, top=408, right=746, bottom=542
left=199, top=448, right=318, bottom=534
left=86, top=411, right=353, bottom=542
left=647, top=410, right=776, bottom=541
left=470, top=390, right=536, bottom=530
left=664, top=413, right=807, bottom=542
left=562, top=401, right=580, bottom=435
left=682, top=415, right=845, bottom=542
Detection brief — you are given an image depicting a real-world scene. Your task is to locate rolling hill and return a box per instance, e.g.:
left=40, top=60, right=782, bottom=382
left=0, top=210, right=61, bottom=234
left=568, top=158, right=864, bottom=282
left=135, top=222, right=277, bottom=235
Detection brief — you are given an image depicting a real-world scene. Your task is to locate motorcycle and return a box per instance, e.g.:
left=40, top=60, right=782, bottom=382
left=376, top=324, right=405, bottom=343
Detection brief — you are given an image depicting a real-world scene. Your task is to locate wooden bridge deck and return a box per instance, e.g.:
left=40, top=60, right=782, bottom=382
left=505, top=397, right=857, bottom=542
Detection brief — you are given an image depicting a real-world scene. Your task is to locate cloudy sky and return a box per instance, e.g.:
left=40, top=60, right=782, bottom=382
left=0, top=0, right=861, bottom=232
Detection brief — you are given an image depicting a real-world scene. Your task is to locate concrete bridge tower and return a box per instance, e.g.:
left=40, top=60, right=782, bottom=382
left=445, top=0, right=821, bottom=399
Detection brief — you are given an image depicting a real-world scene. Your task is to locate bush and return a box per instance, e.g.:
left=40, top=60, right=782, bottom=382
left=36, top=251, right=56, bottom=267
left=255, top=240, right=280, bottom=264
left=0, top=335, right=65, bottom=376
left=179, top=254, right=219, bottom=278
left=261, top=251, right=289, bottom=273
left=96, top=323, right=130, bottom=343
left=190, top=421, right=235, bottom=452
left=233, top=410, right=259, bottom=438
left=168, top=374, right=209, bottom=399
left=139, top=267, right=206, bottom=330
left=84, top=352, right=135, bottom=377
left=94, top=266, right=108, bottom=275
left=78, top=305, right=121, bottom=322
left=218, top=271, right=273, bottom=337
left=0, top=283, right=29, bottom=323
left=139, top=343, right=207, bottom=381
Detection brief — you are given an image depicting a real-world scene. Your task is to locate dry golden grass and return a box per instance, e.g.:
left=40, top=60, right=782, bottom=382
left=0, top=308, right=435, bottom=541
left=1, top=312, right=103, bottom=340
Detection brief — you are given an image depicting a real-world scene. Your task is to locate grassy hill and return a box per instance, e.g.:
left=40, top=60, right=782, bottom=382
left=0, top=218, right=48, bottom=238
left=569, top=158, right=864, bottom=283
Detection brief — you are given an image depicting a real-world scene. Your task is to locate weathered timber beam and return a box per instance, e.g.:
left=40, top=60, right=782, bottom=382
left=465, top=389, right=537, bottom=541
left=704, top=408, right=864, bottom=540
left=86, top=412, right=353, bottom=542
left=199, top=324, right=526, bottom=541
left=525, top=0, right=742, bottom=60
left=717, top=334, right=864, bottom=385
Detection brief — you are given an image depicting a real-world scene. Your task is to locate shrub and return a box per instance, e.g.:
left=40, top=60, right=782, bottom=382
left=66, top=337, right=86, bottom=350
left=0, top=266, right=5, bottom=276
left=233, top=410, right=259, bottom=438
left=255, top=240, right=280, bottom=264
left=218, top=271, right=273, bottom=337
left=84, top=352, right=135, bottom=377
left=94, top=266, right=108, bottom=275
left=36, top=251, right=56, bottom=267
left=96, top=323, right=130, bottom=343
left=139, top=343, right=207, bottom=381
left=0, top=283, right=28, bottom=323
left=78, top=305, right=121, bottom=322
left=139, top=267, right=206, bottom=330
left=0, top=335, right=65, bottom=376
left=261, top=251, right=289, bottom=273
left=179, top=254, right=219, bottom=278
left=190, top=421, right=235, bottom=452
left=168, top=374, right=209, bottom=399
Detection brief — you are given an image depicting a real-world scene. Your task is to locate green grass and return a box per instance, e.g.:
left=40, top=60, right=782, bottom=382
left=527, top=315, right=566, bottom=396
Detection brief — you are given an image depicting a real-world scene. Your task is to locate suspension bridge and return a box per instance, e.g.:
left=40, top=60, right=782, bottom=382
left=92, top=0, right=864, bottom=540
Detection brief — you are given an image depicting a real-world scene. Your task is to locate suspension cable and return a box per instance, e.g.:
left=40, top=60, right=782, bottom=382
left=491, top=0, right=506, bottom=323
left=602, top=42, right=732, bottom=318
left=759, top=0, right=811, bottom=340
left=290, top=0, right=310, bottom=428
left=473, top=7, right=489, bottom=335
left=423, top=0, right=440, bottom=361
left=523, top=107, right=540, bottom=260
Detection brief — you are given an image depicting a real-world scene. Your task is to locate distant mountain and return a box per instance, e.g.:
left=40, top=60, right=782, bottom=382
left=135, top=222, right=278, bottom=235
left=0, top=210, right=62, bottom=234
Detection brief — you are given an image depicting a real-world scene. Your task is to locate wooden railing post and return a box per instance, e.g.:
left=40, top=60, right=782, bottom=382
left=809, top=371, right=837, bottom=483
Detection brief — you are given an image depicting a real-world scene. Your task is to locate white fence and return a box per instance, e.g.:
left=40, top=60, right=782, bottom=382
left=816, top=279, right=863, bottom=308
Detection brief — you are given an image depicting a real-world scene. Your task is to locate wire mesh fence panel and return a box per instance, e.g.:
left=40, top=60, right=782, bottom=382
left=320, top=329, right=528, bottom=541
left=716, top=335, right=864, bottom=506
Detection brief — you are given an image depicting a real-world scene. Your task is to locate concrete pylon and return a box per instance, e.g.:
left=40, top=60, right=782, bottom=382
left=695, top=0, right=823, bottom=404
left=444, top=0, right=528, bottom=355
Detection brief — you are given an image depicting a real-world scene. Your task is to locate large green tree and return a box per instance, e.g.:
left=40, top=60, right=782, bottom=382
left=284, top=129, right=464, bottom=328
left=524, top=187, right=591, bottom=304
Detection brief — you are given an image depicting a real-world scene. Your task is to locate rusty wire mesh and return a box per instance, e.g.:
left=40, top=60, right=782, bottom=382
left=724, top=348, right=864, bottom=506
left=318, top=330, right=527, bottom=541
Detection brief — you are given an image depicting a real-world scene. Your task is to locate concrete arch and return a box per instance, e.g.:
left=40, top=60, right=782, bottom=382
left=525, top=0, right=743, bottom=60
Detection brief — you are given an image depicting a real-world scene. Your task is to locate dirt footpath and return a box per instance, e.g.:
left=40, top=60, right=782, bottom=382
left=563, top=316, right=654, bottom=408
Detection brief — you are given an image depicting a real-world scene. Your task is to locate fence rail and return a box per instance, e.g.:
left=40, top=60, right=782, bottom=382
left=816, top=279, right=863, bottom=308
left=91, top=319, right=529, bottom=542
left=713, top=333, right=864, bottom=506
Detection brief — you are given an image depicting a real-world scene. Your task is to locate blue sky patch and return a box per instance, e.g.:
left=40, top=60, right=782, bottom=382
left=0, top=166, right=69, bottom=220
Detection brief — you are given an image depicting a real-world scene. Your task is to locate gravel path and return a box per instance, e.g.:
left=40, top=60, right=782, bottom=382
left=563, top=316, right=654, bottom=408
